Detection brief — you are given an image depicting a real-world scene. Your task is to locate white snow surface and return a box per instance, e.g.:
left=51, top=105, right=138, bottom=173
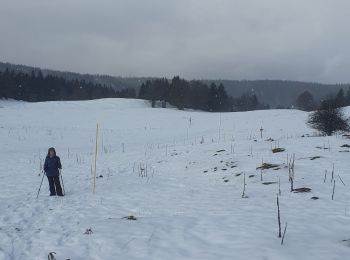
left=0, top=98, right=350, bottom=260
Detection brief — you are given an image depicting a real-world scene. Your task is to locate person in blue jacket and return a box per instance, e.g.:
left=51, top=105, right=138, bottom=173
left=44, top=147, right=63, bottom=196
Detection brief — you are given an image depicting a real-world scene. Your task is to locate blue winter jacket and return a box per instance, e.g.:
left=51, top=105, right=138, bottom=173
left=44, top=156, right=62, bottom=176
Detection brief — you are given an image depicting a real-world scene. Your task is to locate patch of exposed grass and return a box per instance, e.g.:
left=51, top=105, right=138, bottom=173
left=262, top=182, right=278, bottom=185
left=123, top=215, right=137, bottom=220
left=256, top=163, right=279, bottom=170
left=272, top=148, right=285, bottom=153
left=293, top=187, right=312, bottom=193
left=310, top=156, right=321, bottom=160
left=316, top=146, right=329, bottom=150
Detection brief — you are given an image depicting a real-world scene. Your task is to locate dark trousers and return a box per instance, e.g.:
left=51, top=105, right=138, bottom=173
left=47, top=176, right=63, bottom=196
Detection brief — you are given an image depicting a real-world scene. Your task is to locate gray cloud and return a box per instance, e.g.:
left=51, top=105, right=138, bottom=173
left=1, top=0, right=350, bottom=83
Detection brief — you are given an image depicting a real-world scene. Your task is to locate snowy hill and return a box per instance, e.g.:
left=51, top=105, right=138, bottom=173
left=0, top=99, right=350, bottom=260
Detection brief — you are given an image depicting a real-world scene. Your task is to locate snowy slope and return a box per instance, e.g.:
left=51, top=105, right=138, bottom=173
left=0, top=99, right=350, bottom=260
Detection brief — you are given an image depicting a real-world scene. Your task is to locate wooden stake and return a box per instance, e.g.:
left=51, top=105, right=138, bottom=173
left=338, top=174, right=346, bottom=186
left=281, top=223, right=288, bottom=245
left=242, top=173, right=246, bottom=198
left=277, top=195, right=282, bottom=238
left=278, top=177, right=281, bottom=196
left=331, top=163, right=334, bottom=183
left=93, top=124, right=99, bottom=193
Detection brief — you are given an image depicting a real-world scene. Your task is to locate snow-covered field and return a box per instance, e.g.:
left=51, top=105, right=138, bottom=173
left=0, top=98, right=350, bottom=260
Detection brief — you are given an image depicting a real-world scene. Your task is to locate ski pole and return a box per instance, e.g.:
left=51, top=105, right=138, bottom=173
left=36, top=172, right=46, bottom=199
left=60, top=169, right=65, bottom=195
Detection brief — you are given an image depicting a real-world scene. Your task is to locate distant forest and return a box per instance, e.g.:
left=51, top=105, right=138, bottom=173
left=139, top=77, right=268, bottom=112
left=2, top=62, right=350, bottom=108
left=0, top=68, right=136, bottom=102
left=1, top=61, right=350, bottom=111
left=212, top=80, right=350, bottom=108
left=295, top=88, right=350, bottom=111
left=0, top=68, right=265, bottom=112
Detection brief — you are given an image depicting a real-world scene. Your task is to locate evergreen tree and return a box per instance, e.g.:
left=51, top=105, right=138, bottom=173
left=170, top=76, right=189, bottom=110
left=207, top=83, right=219, bottom=111
left=217, top=83, right=229, bottom=111
left=346, top=87, right=350, bottom=106
left=296, top=91, right=316, bottom=111
left=334, top=88, right=346, bottom=108
left=138, top=83, right=147, bottom=99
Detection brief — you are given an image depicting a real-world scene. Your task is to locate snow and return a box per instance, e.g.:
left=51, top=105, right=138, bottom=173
left=0, top=98, right=350, bottom=260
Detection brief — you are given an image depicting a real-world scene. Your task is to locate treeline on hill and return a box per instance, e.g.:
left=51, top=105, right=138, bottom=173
left=0, top=68, right=136, bottom=102
left=139, top=76, right=268, bottom=112
left=296, top=88, right=350, bottom=111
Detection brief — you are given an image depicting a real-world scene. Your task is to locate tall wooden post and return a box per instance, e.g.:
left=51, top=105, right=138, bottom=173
left=93, top=124, right=99, bottom=193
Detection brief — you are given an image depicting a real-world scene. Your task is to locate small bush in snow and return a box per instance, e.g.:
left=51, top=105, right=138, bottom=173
left=307, top=105, right=349, bottom=136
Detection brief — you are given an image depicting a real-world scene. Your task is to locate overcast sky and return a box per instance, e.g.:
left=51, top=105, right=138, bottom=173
left=1, top=0, right=350, bottom=83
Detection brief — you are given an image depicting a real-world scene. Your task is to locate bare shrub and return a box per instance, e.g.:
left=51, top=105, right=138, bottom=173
left=307, top=103, right=349, bottom=136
